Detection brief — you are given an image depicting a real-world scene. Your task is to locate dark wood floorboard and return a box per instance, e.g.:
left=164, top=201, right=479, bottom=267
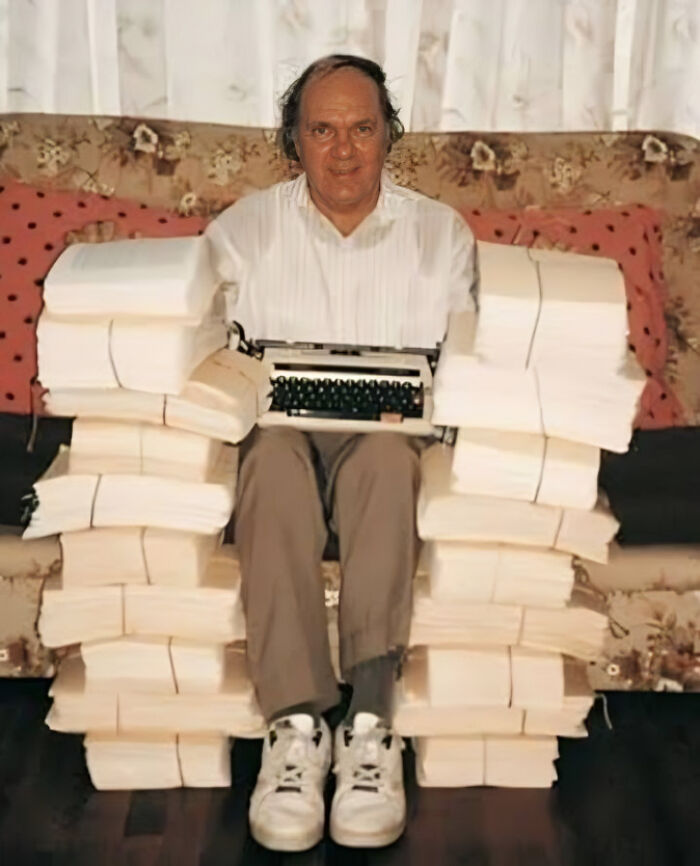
left=1, top=681, right=700, bottom=865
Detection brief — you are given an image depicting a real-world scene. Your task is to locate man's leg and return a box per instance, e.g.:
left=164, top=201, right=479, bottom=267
left=329, top=431, right=421, bottom=695
left=320, top=432, right=421, bottom=848
left=235, top=426, right=340, bottom=721
left=236, top=426, right=339, bottom=853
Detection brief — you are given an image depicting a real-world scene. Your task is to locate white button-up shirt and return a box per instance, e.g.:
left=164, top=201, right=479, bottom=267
left=205, top=171, right=476, bottom=349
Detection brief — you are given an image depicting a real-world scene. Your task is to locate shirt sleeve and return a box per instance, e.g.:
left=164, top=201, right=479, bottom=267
left=448, top=211, right=478, bottom=313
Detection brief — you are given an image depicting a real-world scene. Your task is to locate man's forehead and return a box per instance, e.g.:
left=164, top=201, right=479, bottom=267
left=300, top=68, right=381, bottom=122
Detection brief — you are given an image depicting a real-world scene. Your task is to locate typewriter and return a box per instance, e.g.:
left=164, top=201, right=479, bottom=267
left=256, top=341, right=437, bottom=435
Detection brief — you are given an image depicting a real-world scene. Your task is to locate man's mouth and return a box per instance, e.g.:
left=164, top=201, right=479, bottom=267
left=331, top=167, right=359, bottom=177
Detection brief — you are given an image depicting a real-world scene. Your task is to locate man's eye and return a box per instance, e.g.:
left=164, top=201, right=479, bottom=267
left=313, top=127, right=329, bottom=136
left=357, top=126, right=372, bottom=134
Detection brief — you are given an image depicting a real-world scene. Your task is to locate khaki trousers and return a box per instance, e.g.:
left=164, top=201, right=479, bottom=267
left=234, top=426, right=421, bottom=721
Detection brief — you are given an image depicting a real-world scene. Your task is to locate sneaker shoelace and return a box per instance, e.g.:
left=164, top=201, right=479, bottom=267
left=269, top=723, right=323, bottom=793
left=343, top=725, right=393, bottom=794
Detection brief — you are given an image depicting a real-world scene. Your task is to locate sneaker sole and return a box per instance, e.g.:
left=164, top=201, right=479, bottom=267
left=330, top=818, right=406, bottom=849
left=251, top=821, right=324, bottom=853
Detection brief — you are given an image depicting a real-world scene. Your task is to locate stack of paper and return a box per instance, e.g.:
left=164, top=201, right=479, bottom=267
left=519, top=603, right=608, bottom=661
left=81, top=636, right=175, bottom=694
left=60, top=527, right=220, bottom=588
left=69, top=420, right=223, bottom=482
left=418, top=444, right=618, bottom=563
left=124, top=547, right=245, bottom=642
left=414, top=735, right=558, bottom=788
left=426, top=541, right=575, bottom=608
left=47, top=646, right=265, bottom=738
left=393, top=648, right=523, bottom=737
left=414, top=736, right=485, bottom=787
left=61, top=528, right=149, bottom=587
left=409, top=580, right=522, bottom=646
left=452, top=429, right=600, bottom=510
left=426, top=646, right=511, bottom=707
left=45, top=349, right=272, bottom=446
left=528, top=247, right=628, bottom=371
left=24, top=445, right=238, bottom=539
left=523, top=658, right=594, bottom=737
left=85, top=733, right=183, bottom=790
left=85, top=733, right=231, bottom=790
left=178, top=735, right=231, bottom=787
left=46, top=650, right=119, bottom=733
left=38, top=580, right=124, bottom=647
left=394, top=647, right=592, bottom=739
left=484, top=736, right=559, bottom=787
left=37, top=298, right=227, bottom=395
left=510, top=648, right=564, bottom=710
left=170, top=640, right=226, bottom=694
left=432, top=312, right=643, bottom=453
left=43, top=236, right=219, bottom=320
left=474, top=242, right=541, bottom=367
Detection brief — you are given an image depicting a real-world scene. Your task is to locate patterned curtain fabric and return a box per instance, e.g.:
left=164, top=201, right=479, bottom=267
left=0, top=0, right=699, bottom=138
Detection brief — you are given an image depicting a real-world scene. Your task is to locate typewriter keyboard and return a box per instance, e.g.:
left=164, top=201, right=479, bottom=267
left=270, top=376, right=424, bottom=421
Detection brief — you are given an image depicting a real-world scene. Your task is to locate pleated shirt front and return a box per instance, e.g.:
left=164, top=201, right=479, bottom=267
left=205, top=171, right=476, bottom=350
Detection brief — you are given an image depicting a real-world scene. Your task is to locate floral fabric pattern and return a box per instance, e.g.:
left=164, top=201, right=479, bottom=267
left=0, top=114, right=698, bottom=423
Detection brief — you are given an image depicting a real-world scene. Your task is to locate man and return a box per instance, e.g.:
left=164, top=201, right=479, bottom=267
left=206, top=54, right=475, bottom=851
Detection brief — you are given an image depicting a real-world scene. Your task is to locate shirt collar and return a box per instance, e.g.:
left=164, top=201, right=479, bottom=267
left=284, top=170, right=403, bottom=233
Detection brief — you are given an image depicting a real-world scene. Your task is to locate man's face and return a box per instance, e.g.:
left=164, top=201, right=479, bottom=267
left=295, top=67, right=389, bottom=216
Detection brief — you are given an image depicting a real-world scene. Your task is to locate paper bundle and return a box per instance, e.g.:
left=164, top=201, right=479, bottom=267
left=523, top=658, right=593, bottom=738
left=85, top=733, right=231, bottom=790
left=485, top=736, right=559, bottom=787
left=474, top=243, right=628, bottom=371
left=432, top=312, right=643, bottom=453
left=414, top=735, right=558, bottom=788
left=85, top=733, right=183, bottom=790
left=170, top=640, right=226, bottom=694
left=47, top=652, right=119, bottom=733
left=519, top=604, right=608, bottom=662
left=60, top=527, right=220, bottom=588
left=393, top=647, right=523, bottom=737
left=178, top=735, right=231, bottom=787
left=45, top=349, right=272, bottom=445
left=81, top=635, right=175, bottom=694
left=69, top=419, right=223, bottom=482
left=118, top=645, right=264, bottom=736
left=527, top=247, right=628, bottom=371
left=451, top=429, right=600, bottom=511
left=510, top=648, right=564, bottom=710
left=426, top=646, right=511, bottom=707
left=417, top=444, right=618, bottom=563
left=39, top=580, right=124, bottom=647
left=409, top=580, right=522, bottom=647
left=124, top=547, right=245, bottom=642
left=43, top=236, right=219, bottom=320
left=394, top=647, right=592, bottom=738
left=24, top=445, right=237, bottom=539
left=474, top=242, right=541, bottom=368
left=37, top=298, right=227, bottom=394
left=47, top=646, right=265, bottom=737
left=426, top=541, right=575, bottom=608
left=414, top=736, right=485, bottom=787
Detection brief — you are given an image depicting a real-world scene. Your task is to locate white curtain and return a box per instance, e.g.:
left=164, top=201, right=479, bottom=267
left=0, top=0, right=698, bottom=137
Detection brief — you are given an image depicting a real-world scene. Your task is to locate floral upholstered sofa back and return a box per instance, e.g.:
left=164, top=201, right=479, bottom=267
left=0, top=115, right=698, bottom=424
left=0, top=115, right=700, bottom=687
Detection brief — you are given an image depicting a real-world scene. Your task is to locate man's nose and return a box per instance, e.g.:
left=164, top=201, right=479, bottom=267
left=332, top=129, right=354, bottom=159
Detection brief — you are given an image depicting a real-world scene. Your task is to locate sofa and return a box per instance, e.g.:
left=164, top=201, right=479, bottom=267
left=1, top=114, right=699, bottom=688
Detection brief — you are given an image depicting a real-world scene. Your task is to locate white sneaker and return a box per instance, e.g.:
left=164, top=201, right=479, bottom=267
left=249, top=713, right=331, bottom=852
left=330, top=712, right=406, bottom=848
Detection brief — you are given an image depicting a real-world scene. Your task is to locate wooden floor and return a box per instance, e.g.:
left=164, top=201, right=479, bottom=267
left=1, top=681, right=699, bottom=865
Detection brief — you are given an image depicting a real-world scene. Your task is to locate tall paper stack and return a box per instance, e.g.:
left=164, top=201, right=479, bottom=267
left=408, top=241, right=643, bottom=788
left=30, top=235, right=269, bottom=790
